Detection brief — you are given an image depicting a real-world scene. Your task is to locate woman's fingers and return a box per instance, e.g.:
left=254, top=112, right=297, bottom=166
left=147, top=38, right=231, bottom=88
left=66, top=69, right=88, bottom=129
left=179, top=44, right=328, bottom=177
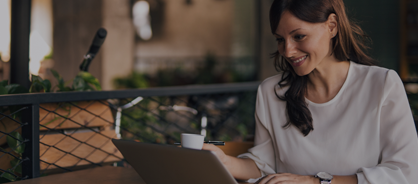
left=257, top=174, right=288, bottom=184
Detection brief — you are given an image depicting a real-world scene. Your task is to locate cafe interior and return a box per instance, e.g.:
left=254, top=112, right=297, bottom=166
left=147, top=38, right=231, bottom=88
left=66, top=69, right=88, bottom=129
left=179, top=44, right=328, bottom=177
left=0, top=0, right=417, bottom=183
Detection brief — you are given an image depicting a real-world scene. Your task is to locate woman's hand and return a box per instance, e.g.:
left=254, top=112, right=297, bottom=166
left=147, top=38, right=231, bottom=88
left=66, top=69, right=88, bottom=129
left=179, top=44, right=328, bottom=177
left=202, top=143, right=229, bottom=165
left=202, top=143, right=262, bottom=180
left=256, top=173, right=318, bottom=184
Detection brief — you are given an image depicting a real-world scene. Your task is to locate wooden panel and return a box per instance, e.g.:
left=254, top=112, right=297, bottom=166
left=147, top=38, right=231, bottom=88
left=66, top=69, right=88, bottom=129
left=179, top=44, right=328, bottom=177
left=0, top=114, right=22, bottom=146
left=40, top=130, right=122, bottom=170
left=0, top=148, right=18, bottom=171
left=39, top=101, right=113, bottom=130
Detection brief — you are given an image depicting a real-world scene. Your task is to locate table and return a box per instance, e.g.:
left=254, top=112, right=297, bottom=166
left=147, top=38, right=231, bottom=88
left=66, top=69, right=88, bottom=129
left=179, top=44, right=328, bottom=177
left=11, top=166, right=251, bottom=184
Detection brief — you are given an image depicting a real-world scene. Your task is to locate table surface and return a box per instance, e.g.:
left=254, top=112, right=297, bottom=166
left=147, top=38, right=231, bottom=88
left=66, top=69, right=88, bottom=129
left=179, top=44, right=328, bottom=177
left=11, top=166, right=251, bottom=184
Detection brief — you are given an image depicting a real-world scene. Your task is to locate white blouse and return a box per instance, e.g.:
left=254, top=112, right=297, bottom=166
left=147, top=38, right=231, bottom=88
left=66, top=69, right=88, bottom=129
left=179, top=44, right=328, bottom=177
left=239, top=62, right=418, bottom=183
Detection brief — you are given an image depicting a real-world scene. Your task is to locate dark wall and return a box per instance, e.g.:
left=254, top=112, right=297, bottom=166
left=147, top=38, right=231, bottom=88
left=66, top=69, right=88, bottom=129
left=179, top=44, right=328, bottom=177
left=344, top=0, right=400, bottom=71
left=52, top=0, right=103, bottom=82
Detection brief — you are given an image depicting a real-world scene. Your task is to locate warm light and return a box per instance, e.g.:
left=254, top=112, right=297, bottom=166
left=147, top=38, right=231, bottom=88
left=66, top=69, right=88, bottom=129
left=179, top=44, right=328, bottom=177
left=133, top=0, right=153, bottom=40
left=29, top=0, right=53, bottom=77
left=29, top=31, right=50, bottom=76
left=0, top=0, right=11, bottom=62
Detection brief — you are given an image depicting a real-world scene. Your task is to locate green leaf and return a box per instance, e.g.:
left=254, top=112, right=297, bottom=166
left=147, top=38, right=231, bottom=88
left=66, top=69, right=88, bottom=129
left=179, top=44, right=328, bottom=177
left=50, top=69, right=60, bottom=80
left=10, top=159, right=22, bottom=174
left=7, top=132, right=25, bottom=154
left=42, top=79, right=52, bottom=92
left=0, top=176, right=12, bottom=183
left=0, top=170, right=16, bottom=182
left=77, top=72, right=102, bottom=91
left=29, top=81, right=44, bottom=93
left=30, top=75, right=46, bottom=93
left=30, top=75, right=52, bottom=93
left=31, top=75, right=43, bottom=83
left=72, top=75, right=87, bottom=91
left=6, top=84, right=28, bottom=94
left=50, top=69, right=66, bottom=91
left=0, top=80, right=8, bottom=87
left=0, top=86, right=8, bottom=95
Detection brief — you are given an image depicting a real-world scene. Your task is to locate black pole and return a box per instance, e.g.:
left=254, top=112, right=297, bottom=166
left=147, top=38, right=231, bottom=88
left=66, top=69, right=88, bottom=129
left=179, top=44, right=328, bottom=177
left=10, top=0, right=31, bottom=89
left=21, top=104, right=40, bottom=179
left=254, top=0, right=262, bottom=81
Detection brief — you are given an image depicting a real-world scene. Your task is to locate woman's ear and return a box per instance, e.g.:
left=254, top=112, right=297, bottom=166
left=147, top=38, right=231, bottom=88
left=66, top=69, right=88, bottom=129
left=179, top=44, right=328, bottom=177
left=327, top=13, right=338, bottom=38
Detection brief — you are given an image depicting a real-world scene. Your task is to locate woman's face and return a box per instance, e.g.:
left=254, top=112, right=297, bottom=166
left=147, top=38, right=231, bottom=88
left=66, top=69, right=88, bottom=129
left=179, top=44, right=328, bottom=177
left=275, top=11, right=336, bottom=76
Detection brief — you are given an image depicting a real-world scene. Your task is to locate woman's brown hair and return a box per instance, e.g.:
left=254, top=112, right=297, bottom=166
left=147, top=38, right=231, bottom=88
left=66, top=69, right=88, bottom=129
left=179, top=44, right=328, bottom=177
left=270, top=0, right=376, bottom=136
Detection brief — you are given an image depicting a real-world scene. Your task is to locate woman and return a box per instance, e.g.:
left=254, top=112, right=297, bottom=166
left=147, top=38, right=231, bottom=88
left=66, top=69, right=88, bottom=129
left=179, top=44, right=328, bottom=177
left=203, top=0, right=418, bottom=183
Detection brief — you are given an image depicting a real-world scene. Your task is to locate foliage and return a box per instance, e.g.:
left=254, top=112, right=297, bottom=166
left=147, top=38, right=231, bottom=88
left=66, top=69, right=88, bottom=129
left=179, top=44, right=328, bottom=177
left=0, top=132, right=25, bottom=182
left=30, top=69, right=101, bottom=93
left=120, top=98, right=167, bottom=143
left=113, top=71, right=149, bottom=89
left=0, top=85, right=26, bottom=182
left=0, top=81, right=28, bottom=95
left=113, top=53, right=254, bottom=89
left=0, top=69, right=101, bottom=182
left=113, top=54, right=257, bottom=144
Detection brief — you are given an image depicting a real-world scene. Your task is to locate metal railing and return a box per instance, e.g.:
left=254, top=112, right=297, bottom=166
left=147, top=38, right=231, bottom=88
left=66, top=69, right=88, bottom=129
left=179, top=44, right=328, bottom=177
left=0, top=81, right=259, bottom=181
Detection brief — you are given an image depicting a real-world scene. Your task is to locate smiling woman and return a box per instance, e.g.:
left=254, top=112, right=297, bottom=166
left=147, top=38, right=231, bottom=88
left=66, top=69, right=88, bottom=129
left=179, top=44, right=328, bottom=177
left=202, top=0, right=418, bottom=184
left=269, top=0, right=376, bottom=137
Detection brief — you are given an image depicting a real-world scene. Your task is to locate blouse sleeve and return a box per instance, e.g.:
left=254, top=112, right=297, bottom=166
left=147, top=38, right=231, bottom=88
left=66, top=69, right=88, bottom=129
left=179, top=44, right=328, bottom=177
left=238, top=86, right=276, bottom=177
left=356, top=70, right=418, bottom=184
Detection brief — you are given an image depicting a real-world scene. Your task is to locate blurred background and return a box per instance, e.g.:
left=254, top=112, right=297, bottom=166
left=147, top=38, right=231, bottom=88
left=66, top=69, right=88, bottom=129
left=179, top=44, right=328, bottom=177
left=0, top=0, right=414, bottom=90
left=1, top=0, right=418, bottom=178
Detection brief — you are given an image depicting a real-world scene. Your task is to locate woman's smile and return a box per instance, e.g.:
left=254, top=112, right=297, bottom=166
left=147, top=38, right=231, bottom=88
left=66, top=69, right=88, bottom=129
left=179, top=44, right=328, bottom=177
left=289, top=55, right=308, bottom=67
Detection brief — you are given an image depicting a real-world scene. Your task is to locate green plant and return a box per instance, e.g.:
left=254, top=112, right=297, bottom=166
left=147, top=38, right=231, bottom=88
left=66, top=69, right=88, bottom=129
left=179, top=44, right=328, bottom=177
left=0, top=132, right=25, bottom=182
left=113, top=71, right=149, bottom=89
left=0, top=69, right=101, bottom=182
left=0, top=81, right=28, bottom=95
left=113, top=53, right=253, bottom=89
left=30, top=69, right=101, bottom=93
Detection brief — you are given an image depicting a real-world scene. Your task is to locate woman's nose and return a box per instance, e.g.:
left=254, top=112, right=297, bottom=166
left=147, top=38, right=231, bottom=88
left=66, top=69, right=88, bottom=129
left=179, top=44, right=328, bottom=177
left=281, top=41, right=297, bottom=58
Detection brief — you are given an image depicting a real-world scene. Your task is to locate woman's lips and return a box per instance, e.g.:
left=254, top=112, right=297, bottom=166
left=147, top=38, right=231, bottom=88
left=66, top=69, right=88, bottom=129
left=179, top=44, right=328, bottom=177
left=291, top=55, right=307, bottom=67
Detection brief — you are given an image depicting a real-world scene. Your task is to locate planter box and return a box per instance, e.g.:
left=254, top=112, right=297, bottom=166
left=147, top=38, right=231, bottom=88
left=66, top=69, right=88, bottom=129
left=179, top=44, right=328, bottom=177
left=38, top=101, right=122, bottom=171
left=39, top=101, right=114, bottom=130
left=0, top=101, right=122, bottom=172
left=0, top=113, right=21, bottom=146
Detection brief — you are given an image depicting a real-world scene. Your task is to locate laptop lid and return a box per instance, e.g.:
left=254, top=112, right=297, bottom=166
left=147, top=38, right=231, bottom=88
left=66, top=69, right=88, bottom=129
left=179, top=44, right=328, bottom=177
left=112, top=139, right=238, bottom=184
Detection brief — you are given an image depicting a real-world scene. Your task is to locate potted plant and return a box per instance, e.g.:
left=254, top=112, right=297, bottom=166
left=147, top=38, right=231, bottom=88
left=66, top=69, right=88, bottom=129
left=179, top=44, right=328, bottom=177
left=0, top=70, right=121, bottom=182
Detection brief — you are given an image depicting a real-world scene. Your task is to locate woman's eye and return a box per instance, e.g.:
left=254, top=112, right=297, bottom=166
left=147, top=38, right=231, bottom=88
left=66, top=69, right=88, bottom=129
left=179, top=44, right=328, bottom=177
left=294, top=35, right=305, bottom=40
left=276, top=38, right=284, bottom=43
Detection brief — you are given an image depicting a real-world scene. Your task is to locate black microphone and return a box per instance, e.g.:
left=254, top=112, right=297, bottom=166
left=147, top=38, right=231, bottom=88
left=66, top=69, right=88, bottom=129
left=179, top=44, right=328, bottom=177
left=79, top=28, right=107, bottom=71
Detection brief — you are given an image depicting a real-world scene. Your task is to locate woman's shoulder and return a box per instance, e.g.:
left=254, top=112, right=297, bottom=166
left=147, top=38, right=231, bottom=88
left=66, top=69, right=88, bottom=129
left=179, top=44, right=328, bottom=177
left=350, top=61, right=403, bottom=91
left=260, top=73, right=283, bottom=87
left=258, top=72, right=289, bottom=96
left=351, top=61, right=398, bottom=82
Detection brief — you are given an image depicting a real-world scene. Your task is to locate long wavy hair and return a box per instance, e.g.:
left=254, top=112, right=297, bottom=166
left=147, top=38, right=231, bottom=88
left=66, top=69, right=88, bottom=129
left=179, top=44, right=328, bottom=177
left=270, top=0, right=376, bottom=136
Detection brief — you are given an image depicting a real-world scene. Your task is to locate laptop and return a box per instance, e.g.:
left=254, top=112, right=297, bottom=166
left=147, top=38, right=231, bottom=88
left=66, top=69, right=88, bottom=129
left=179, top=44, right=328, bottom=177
left=112, top=139, right=239, bottom=184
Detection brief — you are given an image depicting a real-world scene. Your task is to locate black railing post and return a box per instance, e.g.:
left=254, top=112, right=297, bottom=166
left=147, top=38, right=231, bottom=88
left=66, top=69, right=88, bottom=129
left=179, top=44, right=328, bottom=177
left=10, top=0, right=31, bottom=89
left=21, top=104, right=40, bottom=179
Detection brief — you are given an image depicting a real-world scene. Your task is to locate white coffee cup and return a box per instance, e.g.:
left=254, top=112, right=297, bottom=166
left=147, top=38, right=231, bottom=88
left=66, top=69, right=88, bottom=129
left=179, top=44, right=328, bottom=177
left=181, top=133, right=205, bottom=150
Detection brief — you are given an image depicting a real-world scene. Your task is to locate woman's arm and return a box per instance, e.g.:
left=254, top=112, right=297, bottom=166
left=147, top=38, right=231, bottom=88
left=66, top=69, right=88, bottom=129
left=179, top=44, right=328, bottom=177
left=256, top=174, right=357, bottom=184
left=202, top=144, right=261, bottom=179
left=202, top=86, right=277, bottom=180
left=355, top=70, right=418, bottom=183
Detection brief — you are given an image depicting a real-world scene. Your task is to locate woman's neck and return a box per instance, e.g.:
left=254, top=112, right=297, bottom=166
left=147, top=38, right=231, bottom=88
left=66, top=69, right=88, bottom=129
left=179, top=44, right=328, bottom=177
left=306, top=59, right=350, bottom=103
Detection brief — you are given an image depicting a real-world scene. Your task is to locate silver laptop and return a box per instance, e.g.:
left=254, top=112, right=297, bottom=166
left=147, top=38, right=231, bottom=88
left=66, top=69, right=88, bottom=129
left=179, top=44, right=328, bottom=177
left=112, top=139, right=239, bottom=184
